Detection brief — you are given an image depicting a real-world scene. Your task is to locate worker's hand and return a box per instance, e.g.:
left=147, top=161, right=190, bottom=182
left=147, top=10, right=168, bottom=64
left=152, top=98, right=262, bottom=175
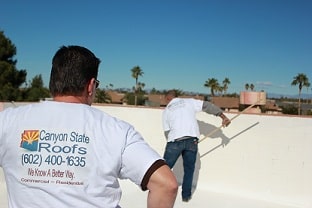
left=220, top=113, right=231, bottom=127
left=222, top=117, right=231, bottom=127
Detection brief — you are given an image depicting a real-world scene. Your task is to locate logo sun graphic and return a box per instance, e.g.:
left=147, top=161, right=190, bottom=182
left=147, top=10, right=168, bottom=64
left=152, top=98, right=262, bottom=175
left=21, top=130, right=39, bottom=145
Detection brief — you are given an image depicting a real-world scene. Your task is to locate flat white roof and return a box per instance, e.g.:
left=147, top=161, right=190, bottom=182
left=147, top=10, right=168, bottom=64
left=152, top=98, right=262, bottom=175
left=1, top=105, right=311, bottom=208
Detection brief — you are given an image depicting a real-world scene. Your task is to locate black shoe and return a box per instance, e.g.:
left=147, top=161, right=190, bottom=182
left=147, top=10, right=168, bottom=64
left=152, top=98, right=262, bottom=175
left=182, top=196, right=191, bottom=202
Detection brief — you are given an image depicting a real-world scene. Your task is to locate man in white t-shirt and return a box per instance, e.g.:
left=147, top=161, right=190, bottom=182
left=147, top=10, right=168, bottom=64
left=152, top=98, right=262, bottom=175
left=0, top=45, right=178, bottom=208
left=162, top=90, right=230, bottom=202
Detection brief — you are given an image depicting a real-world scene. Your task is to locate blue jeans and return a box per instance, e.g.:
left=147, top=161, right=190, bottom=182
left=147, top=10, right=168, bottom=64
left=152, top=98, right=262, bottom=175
left=163, top=137, right=198, bottom=199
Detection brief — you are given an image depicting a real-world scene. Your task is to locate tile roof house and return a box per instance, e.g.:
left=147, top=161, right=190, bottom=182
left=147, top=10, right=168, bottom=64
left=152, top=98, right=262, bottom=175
left=146, top=94, right=167, bottom=107
left=210, top=97, right=240, bottom=112
left=106, top=90, right=125, bottom=104
left=103, top=90, right=283, bottom=114
left=265, top=99, right=283, bottom=114
left=146, top=94, right=205, bottom=107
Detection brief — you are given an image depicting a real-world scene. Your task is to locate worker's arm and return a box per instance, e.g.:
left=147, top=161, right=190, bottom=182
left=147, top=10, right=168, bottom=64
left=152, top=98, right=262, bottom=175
left=146, top=164, right=178, bottom=208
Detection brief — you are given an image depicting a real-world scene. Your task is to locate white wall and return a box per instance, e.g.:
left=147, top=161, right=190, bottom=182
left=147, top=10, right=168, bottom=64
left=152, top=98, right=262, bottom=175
left=1, top=105, right=312, bottom=208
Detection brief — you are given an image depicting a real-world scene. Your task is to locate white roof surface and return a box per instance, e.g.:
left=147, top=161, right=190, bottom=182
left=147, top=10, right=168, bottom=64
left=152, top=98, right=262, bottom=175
left=1, top=105, right=311, bottom=208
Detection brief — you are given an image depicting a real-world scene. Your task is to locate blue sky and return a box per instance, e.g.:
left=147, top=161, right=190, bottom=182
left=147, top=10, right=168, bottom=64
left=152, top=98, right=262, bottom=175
left=1, top=0, right=311, bottom=96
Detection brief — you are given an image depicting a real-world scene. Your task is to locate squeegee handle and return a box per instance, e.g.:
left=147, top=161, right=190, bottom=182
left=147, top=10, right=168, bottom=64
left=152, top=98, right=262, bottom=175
left=199, top=100, right=262, bottom=143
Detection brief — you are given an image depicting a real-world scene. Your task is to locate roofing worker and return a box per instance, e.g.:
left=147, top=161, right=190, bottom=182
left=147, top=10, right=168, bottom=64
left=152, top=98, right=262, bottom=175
left=162, top=90, right=230, bottom=202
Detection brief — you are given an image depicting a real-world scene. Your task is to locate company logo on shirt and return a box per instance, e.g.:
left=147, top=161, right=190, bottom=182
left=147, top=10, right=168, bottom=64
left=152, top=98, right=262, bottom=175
left=20, top=130, right=88, bottom=155
left=20, top=130, right=39, bottom=151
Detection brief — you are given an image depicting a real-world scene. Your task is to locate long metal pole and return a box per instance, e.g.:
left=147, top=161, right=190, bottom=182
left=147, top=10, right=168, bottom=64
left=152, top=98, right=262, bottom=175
left=198, top=99, right=262, bottom=143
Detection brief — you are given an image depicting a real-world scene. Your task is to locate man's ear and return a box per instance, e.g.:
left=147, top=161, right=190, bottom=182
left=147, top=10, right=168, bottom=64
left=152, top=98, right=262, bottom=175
left=88, top=78, right=96, bottom=95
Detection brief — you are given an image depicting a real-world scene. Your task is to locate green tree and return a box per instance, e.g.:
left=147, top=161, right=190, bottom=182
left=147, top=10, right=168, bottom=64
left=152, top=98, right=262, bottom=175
left=123, top=92, right=146, bottom=105
left=137, top=82, right=145, bottom=93
left=164, top=89, right=184, bottom=97
left=0, top=31, right=27, bottom=101
left=95, top=89, right=111, bottom=103
left=222, top=77, right=231, bottom=95
left=150, top=88, right=159, bottom=94
left=245, top=83, right=249, bottom=91
left=281, top=104, right=298, bottom=115
left=25, top=75, right=50, bottom=101
left=204, top=78, right=219, bottom=96
left=131, top=65, right=144, bottom=105
left=250, top=83, right=255, bottom=91
left=291, top=73, right=311, bottom=115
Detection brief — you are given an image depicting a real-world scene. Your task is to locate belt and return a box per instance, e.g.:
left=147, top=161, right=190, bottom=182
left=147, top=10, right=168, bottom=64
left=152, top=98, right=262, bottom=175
left=174, top=136, right=197, bottom=142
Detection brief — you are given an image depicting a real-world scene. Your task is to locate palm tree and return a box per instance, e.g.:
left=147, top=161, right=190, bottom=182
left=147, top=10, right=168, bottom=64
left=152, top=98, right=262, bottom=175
left=105, top=83, right=114, bottom=90
left=131, top=66, right=144, bottom=105
left=245, top=83, right=249, bottom=91
left=250, top=83, right=255, bottom=91
left=218, top=86, right=224, bottom=95
left=291, top=73, right=311, bottom=115
left=222, top=78, right=231, bottom=95
left=164, top=89, right=184, bottom=97
left=137, top=82, right=145, bottom=92
left=204, top=78, right=219, bottom=96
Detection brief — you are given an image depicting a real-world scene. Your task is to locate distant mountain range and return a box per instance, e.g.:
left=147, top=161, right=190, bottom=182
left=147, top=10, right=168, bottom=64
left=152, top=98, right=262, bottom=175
left=117, top=88, right=311, bottom=100
left=267, top=92, right=311, bottom=99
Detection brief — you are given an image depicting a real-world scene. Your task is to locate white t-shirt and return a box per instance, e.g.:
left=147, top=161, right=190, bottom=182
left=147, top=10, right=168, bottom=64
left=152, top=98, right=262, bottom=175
left=0, top=101, right=161, bottom=208
left=162, top=98, right=203, bottom=142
